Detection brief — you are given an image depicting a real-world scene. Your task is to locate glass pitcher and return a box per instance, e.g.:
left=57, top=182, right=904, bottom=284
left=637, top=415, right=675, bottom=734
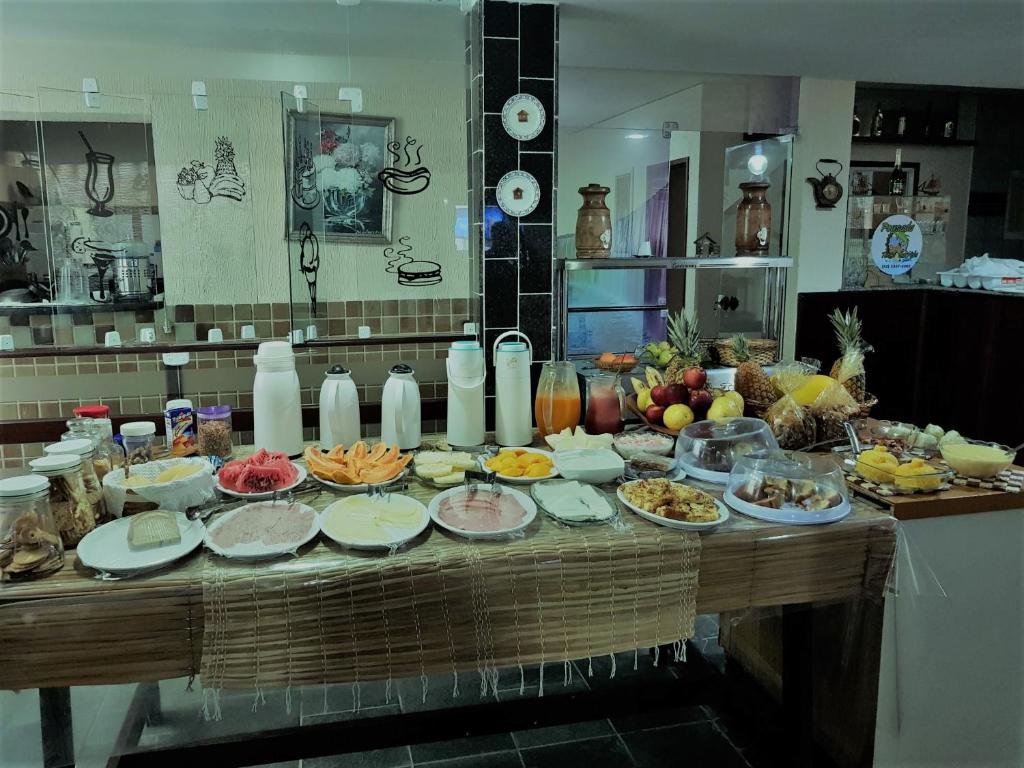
left=534, top=361, right=581, bottom=437
left=584, top=372, right=624, bottom=435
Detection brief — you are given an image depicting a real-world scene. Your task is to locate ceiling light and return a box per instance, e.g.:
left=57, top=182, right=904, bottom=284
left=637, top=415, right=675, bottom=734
left=337, top=0, right=361, bottom=6
left=625, top=133, right=647, bottom=140
left=747, top=145, right=768, bottom=176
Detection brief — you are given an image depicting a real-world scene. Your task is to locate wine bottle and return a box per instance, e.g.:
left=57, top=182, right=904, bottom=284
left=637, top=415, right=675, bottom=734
left=871, top=103, right=884, bottom=137
left=888, top=148, right=906, bottom=196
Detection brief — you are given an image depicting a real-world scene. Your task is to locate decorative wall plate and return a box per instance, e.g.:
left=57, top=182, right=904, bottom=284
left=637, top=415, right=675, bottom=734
left=501, top=93, right=546, bottom=141
left=496, top=170, right=540, bottom=217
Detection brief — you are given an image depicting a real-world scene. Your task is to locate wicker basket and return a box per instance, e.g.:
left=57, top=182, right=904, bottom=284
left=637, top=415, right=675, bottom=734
left=593, top=356, right=639, bottom=373
left=715, top=338, right=778, bottom=367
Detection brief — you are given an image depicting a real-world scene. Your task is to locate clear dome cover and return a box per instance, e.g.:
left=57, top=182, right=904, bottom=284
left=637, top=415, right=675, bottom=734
left=724, top=449, right=851, bottom=524
left=674, top=417, right=778, bottom=483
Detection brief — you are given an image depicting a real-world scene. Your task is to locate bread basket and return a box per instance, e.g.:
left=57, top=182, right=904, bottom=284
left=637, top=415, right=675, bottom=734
left=102, top=457, right=216, bottom=517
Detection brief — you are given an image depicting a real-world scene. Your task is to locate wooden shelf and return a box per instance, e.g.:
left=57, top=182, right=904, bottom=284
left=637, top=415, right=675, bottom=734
left=852, top=136, right=975, bottom=147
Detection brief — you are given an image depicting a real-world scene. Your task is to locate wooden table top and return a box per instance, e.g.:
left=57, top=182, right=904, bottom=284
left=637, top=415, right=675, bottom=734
left=0, top=441, right=898, bottom=690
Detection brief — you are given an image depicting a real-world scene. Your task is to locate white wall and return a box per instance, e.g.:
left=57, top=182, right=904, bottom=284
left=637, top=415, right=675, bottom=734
left=781, top=78, right=856, bottom=358
left=0, top=36, right=468, bottom=306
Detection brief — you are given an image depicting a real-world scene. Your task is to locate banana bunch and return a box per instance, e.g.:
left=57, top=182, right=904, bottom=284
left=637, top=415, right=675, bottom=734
left=631, top=367, right=663, bottom=411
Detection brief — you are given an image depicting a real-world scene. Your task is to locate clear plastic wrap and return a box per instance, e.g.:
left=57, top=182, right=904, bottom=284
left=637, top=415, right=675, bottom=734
left=810, top=352, right=862, bottom=442
left=764, top=362, right=818, bottom=450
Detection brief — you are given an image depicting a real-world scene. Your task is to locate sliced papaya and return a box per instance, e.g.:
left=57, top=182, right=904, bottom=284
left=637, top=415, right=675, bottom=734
left=360, top=465, right=399, bottom=484
left=393, top=453, right=412, bottom=470
left=379, top=445, right=400, bottom=464
left=367, top=442, right=388, bottom=461
left=330, top=466, right=362, bottom=485
left=327, top=444, right=348, bottom=460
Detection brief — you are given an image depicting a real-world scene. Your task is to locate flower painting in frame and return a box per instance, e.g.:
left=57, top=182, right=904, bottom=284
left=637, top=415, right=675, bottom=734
left=286, top=111, right=394, bottom=243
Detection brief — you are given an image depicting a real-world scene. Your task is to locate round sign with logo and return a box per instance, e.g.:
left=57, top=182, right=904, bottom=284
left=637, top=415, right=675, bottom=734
left=871, top=214, right=923, bottom=276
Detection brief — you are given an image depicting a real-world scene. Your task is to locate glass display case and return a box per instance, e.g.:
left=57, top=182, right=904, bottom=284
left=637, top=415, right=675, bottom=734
left=843, top=194, right=952, bottom=287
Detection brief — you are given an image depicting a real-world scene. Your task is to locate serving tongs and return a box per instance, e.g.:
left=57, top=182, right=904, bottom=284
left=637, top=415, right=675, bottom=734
left=464, top=467, right=501, bottom=513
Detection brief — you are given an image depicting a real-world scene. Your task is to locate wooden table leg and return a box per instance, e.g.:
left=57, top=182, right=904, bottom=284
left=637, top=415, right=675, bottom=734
left=783, top=605, right=814, bottom=768
left=39, top=686, right=74, bottom=768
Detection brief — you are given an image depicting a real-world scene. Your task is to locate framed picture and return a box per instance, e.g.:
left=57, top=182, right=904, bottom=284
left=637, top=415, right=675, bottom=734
left=285, top=111, right=394, bottom=243
left=849, top=159, right=921, bottom=198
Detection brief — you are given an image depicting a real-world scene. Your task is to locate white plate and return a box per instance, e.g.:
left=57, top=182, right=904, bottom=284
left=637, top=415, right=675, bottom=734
left=427, top=484, right=537, bottom=539
left=479, top=446, right=558, bottom=484
left=496, top=170, right=541, bottom=217
left=723, top=488, right=851, bottom=525
left=673, top=458, right=730, bottom=485
left=77, top=512, right=204, bottom=575
left=616, top=481, right=729, bottom=530
left=215, top=463, right=307, bottom=499
left=311, top=467, right=409, bottom=493
left=204, top=501, right=320, bottom=559
left=501, top=93, right=546, bottom=141
left=320, top=494, right=430, bottom=550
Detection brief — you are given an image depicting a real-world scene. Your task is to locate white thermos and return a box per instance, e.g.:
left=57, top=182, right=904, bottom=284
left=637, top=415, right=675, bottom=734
left=381, top=363, right=421, bottom=450
left=252, top=341, right=304, bottom=457
left=493, top=331, right=533, bottom=446
left=446, top=340, right=485, bottom=447
left=319, top=365, right=361, bottom=448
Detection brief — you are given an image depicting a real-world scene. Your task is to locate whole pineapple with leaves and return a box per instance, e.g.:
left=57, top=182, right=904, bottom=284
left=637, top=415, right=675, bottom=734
left=664, top=310, right=703, bottom=385
left=828, top=307, right=869, bottom=402
left=732, top=334, right=776, bottom=405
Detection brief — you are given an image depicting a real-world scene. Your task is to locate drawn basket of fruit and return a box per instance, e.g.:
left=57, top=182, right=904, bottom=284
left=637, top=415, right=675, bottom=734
left=594, top=352, right=639, bottom=373
left=625, top=393, right=681, bottom=437
left=715, top=337, right=777, bottom=367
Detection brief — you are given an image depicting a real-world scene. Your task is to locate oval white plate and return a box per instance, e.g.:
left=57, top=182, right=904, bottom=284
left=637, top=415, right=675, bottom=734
left=204, top=501, right=320, bottom=559
left=77, top=512, right=204, bottom=575
left=531, top=480, right=618, bottom=526
left=215, top=463, right=307, bottom=499
left=479, top=446, right=558, bottom=484
left=427, top=483, right=537, bottom=539
left=496, top=170, right=541, bottom=217
left=320, top=494, right=430, bottom=550
left=723, top=488, right=851, bottom=525
left=310, top=467, right=409, bottom=494
left=616, top=481, right=729, bottom=530
left=501, top=93, right=546, bottom=141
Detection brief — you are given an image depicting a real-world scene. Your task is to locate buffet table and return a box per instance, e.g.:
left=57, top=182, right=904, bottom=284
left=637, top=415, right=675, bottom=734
left=0, top=444, right=899, bottom=767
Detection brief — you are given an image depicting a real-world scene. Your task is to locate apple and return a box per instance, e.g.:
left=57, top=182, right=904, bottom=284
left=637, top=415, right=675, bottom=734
left=650, top=384, right=671, bottom=407
left=683, top=366, right=707, bottom=390
left=645, top=405, right=666, bottom=424
left=688, top=388, right=713, bottom=416
left=665, top=383, right=688, bottom=405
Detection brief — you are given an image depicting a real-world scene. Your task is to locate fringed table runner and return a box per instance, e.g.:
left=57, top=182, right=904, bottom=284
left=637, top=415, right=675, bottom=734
left=199, top=514, right=701, bottom=704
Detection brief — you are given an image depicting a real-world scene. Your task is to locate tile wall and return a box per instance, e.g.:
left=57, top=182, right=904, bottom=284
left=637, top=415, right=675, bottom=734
left=468, top=0, right=559, bottom=401
left=0, top=299, right=475, bottom=349
left=0, top=298, right=480, bottom=469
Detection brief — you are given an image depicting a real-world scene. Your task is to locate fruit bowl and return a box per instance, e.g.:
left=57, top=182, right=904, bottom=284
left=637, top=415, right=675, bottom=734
left=593, top=354, right=638, bottom=373
left=625, top=393, right=680, bottom=436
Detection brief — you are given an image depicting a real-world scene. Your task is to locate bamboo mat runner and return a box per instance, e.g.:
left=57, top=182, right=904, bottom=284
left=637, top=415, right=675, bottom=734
left=0, top=471, right=897, bottom=691
left=198, top=487, right=701, bottom=696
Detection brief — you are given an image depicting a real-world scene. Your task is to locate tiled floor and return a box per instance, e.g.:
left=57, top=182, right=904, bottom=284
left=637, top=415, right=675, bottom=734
left=1, top=618, right=766, bottom=768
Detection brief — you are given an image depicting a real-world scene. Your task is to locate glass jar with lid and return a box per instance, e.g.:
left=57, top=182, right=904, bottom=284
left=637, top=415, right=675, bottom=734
left=29, top=454, right=97, bottom=548
left=44, top=440, right=107, bottom=521
left=0, top=476, right=64, bottom=581
left=71, top=408, right=123, bottom=479
left=61, top=416, right=97, bottom=445
left=196, top=405, right=233, bottom=459
left=121, top=421, right=157, bottom=465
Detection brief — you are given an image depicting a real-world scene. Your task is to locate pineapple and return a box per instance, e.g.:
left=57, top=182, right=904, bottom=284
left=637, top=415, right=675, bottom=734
left=732, top=334, right=776, bottom=404
left=664, top=310, right=703, bottom=385
left=828, top=308, right=868, bottom=402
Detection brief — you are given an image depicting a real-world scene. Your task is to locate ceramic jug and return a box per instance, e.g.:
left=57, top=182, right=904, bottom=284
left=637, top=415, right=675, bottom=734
left=381, top=364, right=421, bottom=450
left=575, top=184, right=612, bottom=259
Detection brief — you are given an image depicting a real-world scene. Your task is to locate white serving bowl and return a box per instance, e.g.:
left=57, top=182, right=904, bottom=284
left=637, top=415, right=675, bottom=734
left=552, top=448, right=625, bottom=484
